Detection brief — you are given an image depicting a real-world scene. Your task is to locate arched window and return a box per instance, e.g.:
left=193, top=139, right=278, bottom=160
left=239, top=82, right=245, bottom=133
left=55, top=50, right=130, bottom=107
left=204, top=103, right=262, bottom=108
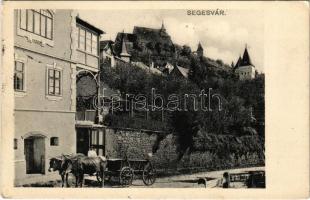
left=20, top=9, right=53, bottom=39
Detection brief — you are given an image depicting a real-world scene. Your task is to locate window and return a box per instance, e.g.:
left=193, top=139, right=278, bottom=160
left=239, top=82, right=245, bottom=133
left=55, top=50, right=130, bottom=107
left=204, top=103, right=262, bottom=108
left=14, top=139, right=18, bottom=150
left=50, top=137, right=59, bottom=146
left=77, top=26, right=98, bottom=56
left=86, top=31, right=92, bottom=53
left=90, top=130, right=105, bottom=156
left=14, top=61, right=25, bottom=91
left=20, top=10, right=27, bottom=30
left=48, top=69, right=61, bottom=96
left=20, top=9, right=53, bottom=39
left=92, top=34, right=98, bottom=54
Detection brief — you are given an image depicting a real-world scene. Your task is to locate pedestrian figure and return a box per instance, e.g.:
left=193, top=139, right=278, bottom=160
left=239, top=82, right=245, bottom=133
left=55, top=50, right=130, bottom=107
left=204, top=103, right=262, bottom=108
left=87, top=146, right=97, bottom=157
left=223, top=172, right=230, bottom=188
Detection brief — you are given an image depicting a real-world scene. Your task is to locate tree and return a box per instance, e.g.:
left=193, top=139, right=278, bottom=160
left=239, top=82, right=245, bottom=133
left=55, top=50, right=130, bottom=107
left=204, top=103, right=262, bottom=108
left=100, top=58, right=265, bottom=159
left=180, top=45, right=192, bottom=57
left=216, top=59, right=224, bottom=66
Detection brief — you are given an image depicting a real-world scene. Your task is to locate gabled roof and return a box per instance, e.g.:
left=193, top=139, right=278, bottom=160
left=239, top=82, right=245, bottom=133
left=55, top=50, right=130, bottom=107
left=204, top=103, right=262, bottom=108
left=175, top=66, right=189, bottom=78
left=76, top=17, right=104, bottom=34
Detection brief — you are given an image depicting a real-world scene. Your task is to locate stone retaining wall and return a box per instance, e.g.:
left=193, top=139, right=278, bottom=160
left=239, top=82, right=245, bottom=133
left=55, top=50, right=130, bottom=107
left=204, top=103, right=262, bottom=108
left=105, top=127, right=264, bottom=173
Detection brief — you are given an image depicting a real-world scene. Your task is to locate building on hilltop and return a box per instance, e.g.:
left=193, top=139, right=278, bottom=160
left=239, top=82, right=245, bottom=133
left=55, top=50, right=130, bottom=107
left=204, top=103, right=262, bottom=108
left=234, top=46, right=255, bottom=80
left=113, top=23, right=175, bottom=66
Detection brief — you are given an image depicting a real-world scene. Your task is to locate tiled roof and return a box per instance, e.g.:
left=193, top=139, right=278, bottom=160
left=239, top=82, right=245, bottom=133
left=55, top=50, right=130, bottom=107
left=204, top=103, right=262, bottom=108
left=176, top=66, right=189, bottom=78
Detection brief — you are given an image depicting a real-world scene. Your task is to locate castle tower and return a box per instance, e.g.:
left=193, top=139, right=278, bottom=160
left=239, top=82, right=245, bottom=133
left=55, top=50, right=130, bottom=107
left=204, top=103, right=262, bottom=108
left=120, top=32, right=131, bottom=63
left=197, top=42, right=204, bottom=58
left=234, top=45, right=255, bottom=80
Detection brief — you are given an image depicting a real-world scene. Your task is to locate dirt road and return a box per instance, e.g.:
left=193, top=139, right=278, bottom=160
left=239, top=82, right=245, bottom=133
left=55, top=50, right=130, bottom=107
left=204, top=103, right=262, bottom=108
left=21, top=166, right=264, bottom=188
left=130, top=166, right=265, bottom=188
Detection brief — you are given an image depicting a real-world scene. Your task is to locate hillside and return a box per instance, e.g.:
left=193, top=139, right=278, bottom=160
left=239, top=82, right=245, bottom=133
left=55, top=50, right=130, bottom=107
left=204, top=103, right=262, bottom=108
left=112, top=25, right=231, bottom=71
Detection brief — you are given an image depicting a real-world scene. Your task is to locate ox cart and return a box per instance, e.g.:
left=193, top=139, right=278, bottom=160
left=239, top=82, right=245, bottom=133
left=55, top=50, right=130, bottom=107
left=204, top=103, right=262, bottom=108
left=96, top=158, right=156, bottom=186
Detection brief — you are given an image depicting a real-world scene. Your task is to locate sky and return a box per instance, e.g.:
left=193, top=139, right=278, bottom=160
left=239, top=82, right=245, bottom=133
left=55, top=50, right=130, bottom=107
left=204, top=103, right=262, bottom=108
left=78, top=9, right=264, bottom=72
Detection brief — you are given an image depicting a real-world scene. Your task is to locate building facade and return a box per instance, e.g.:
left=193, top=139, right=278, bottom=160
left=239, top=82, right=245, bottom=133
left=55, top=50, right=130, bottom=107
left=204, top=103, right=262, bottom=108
left=14, top=9, right=104, bottom=185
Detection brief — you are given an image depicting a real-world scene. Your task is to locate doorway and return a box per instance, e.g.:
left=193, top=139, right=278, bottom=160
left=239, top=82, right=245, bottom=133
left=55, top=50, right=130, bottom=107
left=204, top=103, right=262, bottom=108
left=76, top=128, right=105, bottom=156
left=24, top=136, right=45, bottom=174
left=76, top=128, right=90, bottom=156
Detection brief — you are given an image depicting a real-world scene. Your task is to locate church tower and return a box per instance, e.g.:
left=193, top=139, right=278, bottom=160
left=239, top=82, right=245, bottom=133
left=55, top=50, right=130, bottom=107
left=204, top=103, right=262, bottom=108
left=197, top=42, right=204, bottom=58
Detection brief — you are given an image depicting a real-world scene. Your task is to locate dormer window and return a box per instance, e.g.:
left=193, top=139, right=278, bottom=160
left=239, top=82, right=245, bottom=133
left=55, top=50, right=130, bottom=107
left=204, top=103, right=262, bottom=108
left=19, top=9, right=53, bottom=40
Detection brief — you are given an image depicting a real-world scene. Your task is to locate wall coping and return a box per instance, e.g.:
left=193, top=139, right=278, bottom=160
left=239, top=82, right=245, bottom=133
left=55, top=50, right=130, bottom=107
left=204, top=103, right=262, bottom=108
left=107, top=126, right=168, bottom=134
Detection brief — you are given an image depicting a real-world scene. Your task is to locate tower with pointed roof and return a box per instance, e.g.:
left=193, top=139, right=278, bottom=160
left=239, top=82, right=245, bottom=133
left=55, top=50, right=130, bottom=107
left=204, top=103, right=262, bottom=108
left=159, top=21, right=168, bottom=37
left=197, top=42, right=204, bottom=58
left=120, top=32, right=131, bottom=63
left=241, top=45, right=253, bottom=66
left=234, top=45, right=255, bottom=80
left=161, top=21, right=166, bottom=31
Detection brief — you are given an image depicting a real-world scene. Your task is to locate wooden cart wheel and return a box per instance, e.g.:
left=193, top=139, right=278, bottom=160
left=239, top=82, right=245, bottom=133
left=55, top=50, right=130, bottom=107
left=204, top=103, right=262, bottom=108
left=142, top=163, right=156, bottom=186
left=119, top=167, right=133, bottom=186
